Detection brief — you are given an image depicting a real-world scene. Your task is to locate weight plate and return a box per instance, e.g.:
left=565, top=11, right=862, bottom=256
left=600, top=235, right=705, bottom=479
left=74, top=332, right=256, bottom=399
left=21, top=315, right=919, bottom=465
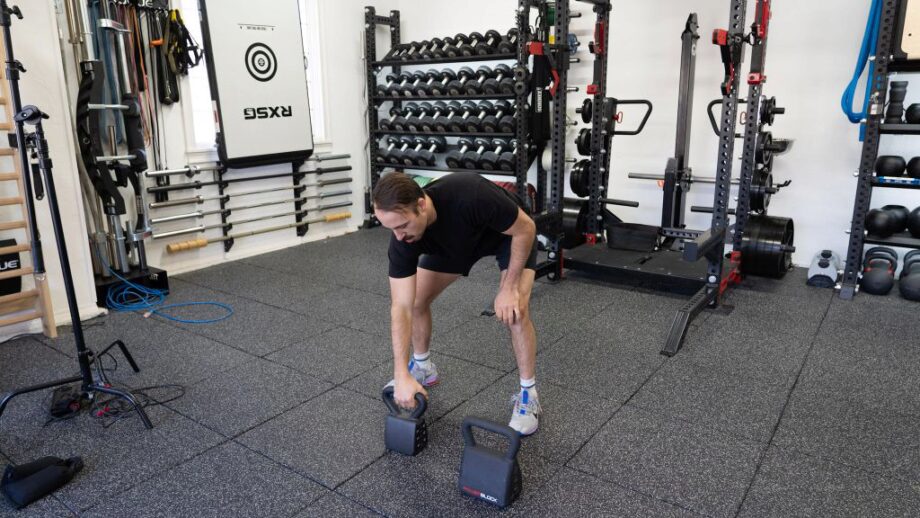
left=579, top=98, right=592, bottom=124
left=561, top=199, right=589, bottom=249
left=749, top=167, right=773, bottom=213
left=755, top=131, right=773, bottom=168
left=570, top=159, right=591, bottom=197
left=576, top=128, right=592, bottom=156
left=740, top=215, right=794, bottom=278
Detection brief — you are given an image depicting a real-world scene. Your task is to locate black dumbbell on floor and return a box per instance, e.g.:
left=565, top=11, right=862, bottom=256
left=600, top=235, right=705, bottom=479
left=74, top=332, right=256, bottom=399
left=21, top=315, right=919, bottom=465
left=448, top=101, right=480, bottom=132
left=482, top=64, right=514, bottom=95
left=463, top=138, right=493, bottom=169
left=480, top=100, right=514, bottom=133
left=447, top=138, right=475, bottom=169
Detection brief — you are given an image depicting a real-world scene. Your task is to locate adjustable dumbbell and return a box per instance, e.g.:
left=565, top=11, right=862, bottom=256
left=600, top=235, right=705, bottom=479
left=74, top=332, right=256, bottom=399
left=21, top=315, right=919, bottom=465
left=480, top=139, right=512, bottom=171
left=480, top=100, right=514, bottom=133
left=465, top=101, right=495, bottom=132
left=465, top=66, right=494, bottom=95
left=413, top=136, right=447, bottom=166
left=388, top=137, right=414, bottom=165
left=860, top=247, right=898, bottom=295
left=447, top=67, right=476, bottom=96
left=463, top=138, right=493, bottom=169
left=445, top=34, right=470, bottom=58
left=377, top=137, right=400, bottom=165
left=482, top=64, right=514, bottom=95
left=460, top=32, right=492, bottom=56
left=378, top=106, right=407, bottom=131
left=446, top=138, right=474, bottom=169
left=448, top=101, right=480, bottom=132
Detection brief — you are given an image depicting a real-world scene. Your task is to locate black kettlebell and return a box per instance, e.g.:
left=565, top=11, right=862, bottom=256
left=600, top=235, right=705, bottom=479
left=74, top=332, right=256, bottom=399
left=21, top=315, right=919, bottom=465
left=875, top=155, right=906, bottom=177
left=909, top=206, right=920, bottom=238
left=907, top=157, right=920, bottom=179
left=382, top=387, right=428, bottom=456
left=881, top=205, right=909, bottom=234
left=860, top=247, right=898, bottom=295
left=865, top=208, right=896, bottom=237
left=458, top=417, right=522, bottom=508
left=907, top=103, right=920, bottom=124
left=899, top=250, right=920, bottom=301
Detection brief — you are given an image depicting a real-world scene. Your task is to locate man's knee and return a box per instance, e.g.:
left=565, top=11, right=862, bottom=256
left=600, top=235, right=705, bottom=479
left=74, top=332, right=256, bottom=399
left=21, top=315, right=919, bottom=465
left=412, top=300, right=432, bottom=316
left=505, top=306, right=531, bottom=332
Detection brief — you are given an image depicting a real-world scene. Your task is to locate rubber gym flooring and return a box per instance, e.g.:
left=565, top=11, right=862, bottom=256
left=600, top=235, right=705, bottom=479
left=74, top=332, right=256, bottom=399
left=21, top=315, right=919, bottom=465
left=1, top=226, right=918, bottom=517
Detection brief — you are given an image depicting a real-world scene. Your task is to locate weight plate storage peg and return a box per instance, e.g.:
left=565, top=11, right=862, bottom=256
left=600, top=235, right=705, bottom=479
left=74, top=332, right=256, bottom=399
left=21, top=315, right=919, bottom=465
left=458, top=417, right=522, bottom=508
left=382, top=387, right=428, bottom=456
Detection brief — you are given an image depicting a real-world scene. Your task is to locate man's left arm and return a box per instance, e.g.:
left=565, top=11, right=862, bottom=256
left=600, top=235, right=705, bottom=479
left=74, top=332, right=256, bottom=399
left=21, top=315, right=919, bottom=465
left=495, top=208, right=536, bottom=324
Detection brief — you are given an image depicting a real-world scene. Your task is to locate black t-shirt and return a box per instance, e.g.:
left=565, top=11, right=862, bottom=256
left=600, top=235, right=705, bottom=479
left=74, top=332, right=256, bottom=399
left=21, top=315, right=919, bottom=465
left=388, top=172, right=521, bottom=278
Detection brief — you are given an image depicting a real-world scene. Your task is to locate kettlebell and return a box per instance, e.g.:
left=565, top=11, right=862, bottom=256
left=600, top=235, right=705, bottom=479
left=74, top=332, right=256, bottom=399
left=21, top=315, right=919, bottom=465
left=382, top=387, right=428, bottom=456
left=860, top=247, right=898, bottom=295
left=899, top=250, right=920, bottom=301
left=881, top=205, right=909, bottom=234
left=908, top=206, right=920, bottom=238
left=875, top=155, right=906, bottom=177
left=458, top=417, right=522, bottom=508
left=865, top=208, right=896, bottom=237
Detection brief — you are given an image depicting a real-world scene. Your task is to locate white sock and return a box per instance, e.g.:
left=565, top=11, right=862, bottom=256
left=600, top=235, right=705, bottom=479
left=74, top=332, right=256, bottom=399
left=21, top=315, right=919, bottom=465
left=413, top=352, right=431, bottom=368
left=520, top=377, right=536, bottom=392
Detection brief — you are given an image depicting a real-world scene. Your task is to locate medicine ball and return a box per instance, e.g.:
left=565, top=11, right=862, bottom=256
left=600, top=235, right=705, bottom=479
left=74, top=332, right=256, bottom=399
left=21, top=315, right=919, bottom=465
left=908, top=206, right=920, bottom=238
left=875, top=155, right=906, bottom=177
left=865, top=208, right=895, bottom=237
left=908, top=157, right=920, bottom=179
left=906, top=103, right=920, bottom=124
left=881, top=205, right=909, bottom=233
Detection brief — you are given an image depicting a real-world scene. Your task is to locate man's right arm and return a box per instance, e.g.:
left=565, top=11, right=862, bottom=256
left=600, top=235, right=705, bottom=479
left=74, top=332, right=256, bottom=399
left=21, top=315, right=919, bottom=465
left=389, top=274, right=426, bottom=408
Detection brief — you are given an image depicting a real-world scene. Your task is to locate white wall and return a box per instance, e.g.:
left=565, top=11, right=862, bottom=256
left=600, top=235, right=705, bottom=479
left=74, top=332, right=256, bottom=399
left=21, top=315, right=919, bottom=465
left=1, top=0, right=103, bottom=341
left=393, top=0, right=908, bottom=268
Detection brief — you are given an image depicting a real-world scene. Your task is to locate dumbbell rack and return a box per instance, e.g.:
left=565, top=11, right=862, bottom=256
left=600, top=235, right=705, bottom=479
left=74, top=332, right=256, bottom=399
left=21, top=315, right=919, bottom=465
left=840, top=0, right=920, bottom=299
left=362, top=3, right=572, bottom=228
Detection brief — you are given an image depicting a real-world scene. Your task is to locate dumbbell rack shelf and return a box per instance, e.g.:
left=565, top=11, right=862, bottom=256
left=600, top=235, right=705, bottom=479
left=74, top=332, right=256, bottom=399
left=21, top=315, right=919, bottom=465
left=373, top=94, right=516, bottom=102
left=376, top=164, right=518, bottom=177
left=864, top=232, right=920, bottom=249
left=879, top=123, right=920, bottom=134
left=371, top=53, right=517, bottom=67
left=872, top=176, right=920, bottom=189
left=372, top=130, right=515, bottom=138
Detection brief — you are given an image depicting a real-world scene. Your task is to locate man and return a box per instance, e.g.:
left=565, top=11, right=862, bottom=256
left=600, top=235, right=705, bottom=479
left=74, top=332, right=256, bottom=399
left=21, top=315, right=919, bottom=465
left=373, top=171, right=542, bottom=435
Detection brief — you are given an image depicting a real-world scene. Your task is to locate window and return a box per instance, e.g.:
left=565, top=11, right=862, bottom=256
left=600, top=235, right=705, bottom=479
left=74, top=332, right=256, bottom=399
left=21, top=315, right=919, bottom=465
left=181, top=0, right=327, bottom=150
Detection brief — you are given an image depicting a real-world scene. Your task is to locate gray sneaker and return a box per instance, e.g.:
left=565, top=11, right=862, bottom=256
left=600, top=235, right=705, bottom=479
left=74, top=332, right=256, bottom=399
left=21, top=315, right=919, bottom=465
left=384, top=359, right=440, bottom=390
left=509, top=387, right=541, bottom=436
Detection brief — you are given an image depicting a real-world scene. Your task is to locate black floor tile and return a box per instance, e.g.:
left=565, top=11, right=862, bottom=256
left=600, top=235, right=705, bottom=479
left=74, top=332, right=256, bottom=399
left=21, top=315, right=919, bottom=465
left=435, top=315, right=523, bottom=372
left=235, top=388, right=384, bottom=488
left=535, top=330, right=666, bottom=402
left=438, top=373, right=622, bottom=465
left=4, top=405, right=224, bottom=512
left=305, top=287, right=393, bottom=338
left=569, top=405, right=765, bottom=518
left=630, top=354, right=797, bottom=442
left=267, top=327, right=391, bottom=385
left=294, top=491, right=383, bottom=518
left=682, top=320, right=813, bottom=379
left=159, top=279, right=336, bottom=357
left=82, top=442, right=324, bottom=518
left=508, top=468, right=701, bottom=517
left=710, top=287, right=829, bottom=339
left=176, top=259, right=338, bottom=306
left=0, top=494, right=75, bottom=517
left=167, top=358, right=332, bottom=438
left=738, top=446, right=920, bottom=517
left=338, top=420, right=561, bottom=518
left=343, top=352, right=505, bottom=422
left=818, top=298, right=920, bottom=353
left=773, top=386, right=920, bottom=482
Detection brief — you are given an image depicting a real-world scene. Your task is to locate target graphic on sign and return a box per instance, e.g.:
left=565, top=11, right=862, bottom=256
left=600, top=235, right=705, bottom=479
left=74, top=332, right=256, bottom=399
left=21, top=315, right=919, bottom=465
left=245, top=43, right=278, bottom=82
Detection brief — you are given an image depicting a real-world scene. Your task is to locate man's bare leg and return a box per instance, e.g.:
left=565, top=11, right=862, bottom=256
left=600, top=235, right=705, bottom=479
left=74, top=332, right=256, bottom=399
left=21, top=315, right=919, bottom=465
left=500, top=268, right=537, bottom=377
left=412, top=267, right=460, bottom=355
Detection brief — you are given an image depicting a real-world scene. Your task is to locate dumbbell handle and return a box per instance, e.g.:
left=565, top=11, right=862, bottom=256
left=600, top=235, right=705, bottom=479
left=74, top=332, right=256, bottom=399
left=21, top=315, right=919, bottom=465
left=456, top=143, right=472, bottom=154
left=425, top=142, right=441, bottom=153
left=473, top=144, right=489, bottom=154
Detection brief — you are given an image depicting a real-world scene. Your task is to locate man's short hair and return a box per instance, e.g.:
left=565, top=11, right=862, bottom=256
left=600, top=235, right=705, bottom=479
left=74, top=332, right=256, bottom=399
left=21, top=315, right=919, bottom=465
left=372, top=172, right=424, bottom=212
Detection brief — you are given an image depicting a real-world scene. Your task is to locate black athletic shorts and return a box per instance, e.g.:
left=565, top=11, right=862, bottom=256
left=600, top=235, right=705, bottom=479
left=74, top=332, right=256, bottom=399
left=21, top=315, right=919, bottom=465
left=418, top=237, right=538, bottom=276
